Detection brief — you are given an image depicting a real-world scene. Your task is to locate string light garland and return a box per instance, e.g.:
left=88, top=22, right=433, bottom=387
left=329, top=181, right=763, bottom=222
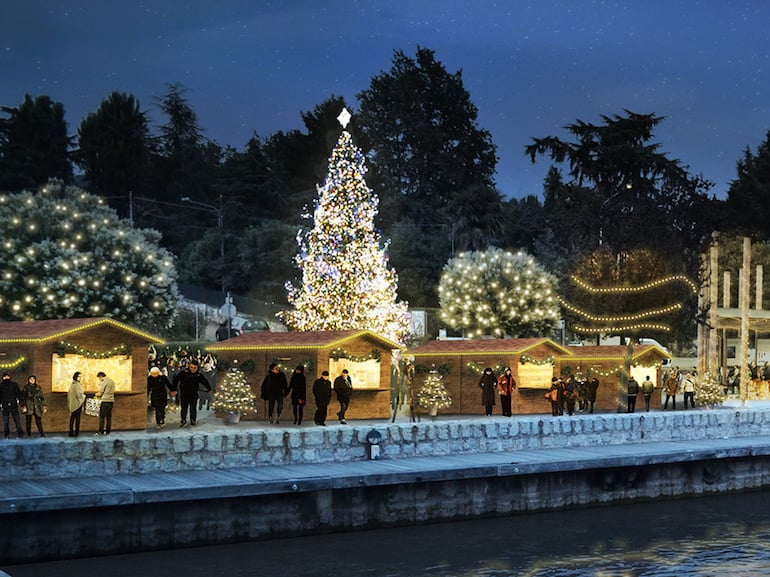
left=573, top=323, right=671, bottom=334
left=413, top=362, right=451, bottom=376
left=329, top=348, right=382, bottom=363
left=520, top=354, right=555, bottom=366
left=466, top=361, right=508, bottom=376
left=272, top=358, right=313, bottom=374
left=569, top=274, right=697, bottom=294
left=0, top=355, right=27, bottom=371
left=560, top=300, right=683, bottom=322
left=57, top=341, right=132, bottom=358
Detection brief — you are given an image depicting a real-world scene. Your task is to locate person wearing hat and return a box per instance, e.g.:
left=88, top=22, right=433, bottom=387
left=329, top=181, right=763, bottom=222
left=333, top=369, right=353, bottom=424
left=0, top=372, right=24, bottom=439
left=147, top=366, right=173, bottom=429
left=479, top=367, right=497, bottom=416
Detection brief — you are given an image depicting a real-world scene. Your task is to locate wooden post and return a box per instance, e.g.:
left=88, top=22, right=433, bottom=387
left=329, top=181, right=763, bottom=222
left=740, top=237, right=751, bottom=404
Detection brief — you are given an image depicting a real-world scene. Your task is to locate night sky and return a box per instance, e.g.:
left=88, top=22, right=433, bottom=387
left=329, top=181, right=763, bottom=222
left=2, top=1, right=769, bottom=199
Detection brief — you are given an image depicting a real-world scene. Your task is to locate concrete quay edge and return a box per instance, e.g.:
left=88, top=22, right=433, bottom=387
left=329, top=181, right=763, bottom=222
left=3, top=433, right=770, bottom=515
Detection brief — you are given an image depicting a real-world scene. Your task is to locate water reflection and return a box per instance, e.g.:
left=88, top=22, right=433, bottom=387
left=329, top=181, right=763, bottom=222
left=8, top=490, right=770, bottom=576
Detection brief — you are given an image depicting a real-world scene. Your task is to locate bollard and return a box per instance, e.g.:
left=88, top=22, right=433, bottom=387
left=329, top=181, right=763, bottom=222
left=366, top=429, right=382, bottom=460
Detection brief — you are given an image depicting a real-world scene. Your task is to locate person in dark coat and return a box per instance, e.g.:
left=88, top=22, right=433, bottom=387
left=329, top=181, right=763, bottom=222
left=261, top=363, right=288, bottom=424
left=172, top=360, right=210, bottom=427
left=147, top=366, right=173, bottom=429
left=479, top=367, right=497, bottom=416
left=287, top=365, right=307, bottom=425
left=22, top=375, right=46, bottom=437
left=333, top=369, right=353, bottom=424
left=312, top=370, right=332, bottom=426
left=0, top=372, right=24, bottom=439
left=496, top=367, right=516, bottom=417
left=586, top=377, right=600, bottom=413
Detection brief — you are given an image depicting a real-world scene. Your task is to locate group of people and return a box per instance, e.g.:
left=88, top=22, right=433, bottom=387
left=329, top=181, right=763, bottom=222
left=0, top=372, right=47, bottom=439
left=661, top=367, right=698, bottom=410
left=67, top=370, right=116, bottom=437
left=543, top=374, right=602, bottom=416
left=259, top=365, right=353, bottom=426
left=146, top=359, right=212, bottom=429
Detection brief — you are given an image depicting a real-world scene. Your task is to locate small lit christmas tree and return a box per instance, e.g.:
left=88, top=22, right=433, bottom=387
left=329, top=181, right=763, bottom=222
left=212, top=365, right=256, bottom=417
left=279, top=108, right=409, bottom=343
left=695, top=371, right=726, bottom=407
left=416, top=371, right=452, bottom=416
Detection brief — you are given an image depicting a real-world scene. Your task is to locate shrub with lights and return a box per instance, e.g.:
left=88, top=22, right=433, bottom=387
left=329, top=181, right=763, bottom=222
left=0, top=179, right=179, bottom=329
left=280, top=109, right=409, bottom=343
left=437, top=248, right=560, bottom=338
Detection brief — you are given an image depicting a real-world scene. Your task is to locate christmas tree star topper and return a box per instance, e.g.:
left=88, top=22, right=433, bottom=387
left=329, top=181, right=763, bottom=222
left=337, top=107, right=351, bottom=128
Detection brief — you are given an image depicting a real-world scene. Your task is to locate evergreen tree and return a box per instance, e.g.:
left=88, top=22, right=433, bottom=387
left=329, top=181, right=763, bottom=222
left=724, top=131, right=770, bottom=240
left=416, top=371, right=452, bottom=414
left=438, top=248, right=560, bottom=338
left=0, top=180, right=179, bottom=331
left=212, top=366, right=256, bottom=415
left=0, top=94, right=72, bottom=191
left=695, top=372, right=726, bottom=407
left=279, top=110, right=409, bottom=343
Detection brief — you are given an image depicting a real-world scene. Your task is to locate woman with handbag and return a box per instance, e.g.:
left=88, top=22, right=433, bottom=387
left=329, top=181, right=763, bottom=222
left=287, top=365, right=307, bottom=425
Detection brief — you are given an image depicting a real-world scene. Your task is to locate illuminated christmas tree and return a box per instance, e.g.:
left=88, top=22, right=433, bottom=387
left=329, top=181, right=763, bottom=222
left=280, top=108, right=409, bottom=343
left=212, top=366, right=256, bottom=416
left=416, top=371, right=452, bottom=415
left=695, top=372, right=726, bottom=407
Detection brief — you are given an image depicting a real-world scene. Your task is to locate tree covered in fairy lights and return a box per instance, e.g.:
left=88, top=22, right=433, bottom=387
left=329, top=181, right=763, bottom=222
left=280, top=110, right=410, bottom=343
left=438, top=248, right=560, bottom=338
left=416, top=371, right=452, bottom=413
left=0, top=180, right=179, bottom=329
left=212, top=366, right=256, bottom=415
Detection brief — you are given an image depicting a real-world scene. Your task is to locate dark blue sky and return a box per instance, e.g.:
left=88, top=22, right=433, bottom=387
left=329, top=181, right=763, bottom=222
left=2, top=1, right=769, bottom=199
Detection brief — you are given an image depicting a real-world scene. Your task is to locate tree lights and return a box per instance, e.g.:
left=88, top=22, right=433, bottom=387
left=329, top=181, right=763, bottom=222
left=279, top=111, right=409, bottom=343
left=0, top=180, right=179, bottom=329
left=437, top=248, right=560, bottom=338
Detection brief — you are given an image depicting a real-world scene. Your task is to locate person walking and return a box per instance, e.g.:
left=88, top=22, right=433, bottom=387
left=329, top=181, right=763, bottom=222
left=147, top=366, right=173, bottom=429
left=312, top=370, right=332, bottom=426
left=173, top=359, right=211, bottom=427
left=261, top=363, right=288, bottom=424
left=497, top=367, right=516, bottom=417
left=22, top=375, right=46, bottom=437
left=95, top=371, right=115, bottom=435
left=67, top=372, right=85, bottom=437
left=664, top=368, right=680, bottom=410
left=333, top=369, right=353, bottom=424
left=626, top=375, right=639, bottom=413
left=641, top=375, right=655, bottom=412
left=287, top=365, right=307, bottom=425
left=479, top=367, right=497, bottom=416
left=0, top=372, right=24, bottom=439
left=683, top=371, right=696, bottom=409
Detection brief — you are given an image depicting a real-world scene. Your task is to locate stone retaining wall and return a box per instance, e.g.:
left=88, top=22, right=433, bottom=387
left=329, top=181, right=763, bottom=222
left=3, top=408, right=769, bottom=481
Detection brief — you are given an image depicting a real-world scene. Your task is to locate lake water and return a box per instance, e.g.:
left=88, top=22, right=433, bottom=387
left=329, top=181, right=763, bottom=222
left=7, top=489, right=770, bottom=576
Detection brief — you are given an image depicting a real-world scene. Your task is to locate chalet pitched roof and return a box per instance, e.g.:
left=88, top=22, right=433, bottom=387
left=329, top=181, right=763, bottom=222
left=408, top=338, right=571, bottom=357
left=206, top=330, right=403, bottom=351
left=565, top=344, right=671, bottom=361
left=0, top=317, right=163, bottom=343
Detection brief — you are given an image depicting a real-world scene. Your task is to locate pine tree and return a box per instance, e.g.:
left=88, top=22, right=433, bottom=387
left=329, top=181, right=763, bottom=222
left=416, top=371, right=452, bottom=414
left=279, top=109, right=409, bottom=343
left=213, top=367, right=256, bottom=415
left=695, top=372, right=726, bottom=407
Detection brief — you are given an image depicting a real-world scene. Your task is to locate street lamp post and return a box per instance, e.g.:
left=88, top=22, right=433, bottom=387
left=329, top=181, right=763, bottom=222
left=180, top=194, right=225, bottom=298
